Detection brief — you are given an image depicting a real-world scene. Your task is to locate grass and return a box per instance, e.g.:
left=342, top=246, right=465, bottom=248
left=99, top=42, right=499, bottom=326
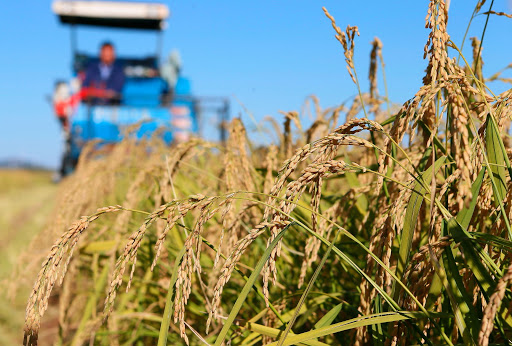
left=18, top=1, right=512, bottom=345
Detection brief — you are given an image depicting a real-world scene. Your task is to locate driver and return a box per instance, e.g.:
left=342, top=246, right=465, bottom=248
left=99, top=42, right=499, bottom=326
left=82, top=41, right=125, bottom=104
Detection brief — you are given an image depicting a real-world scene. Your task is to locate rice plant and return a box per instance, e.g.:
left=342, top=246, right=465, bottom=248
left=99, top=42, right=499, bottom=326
left=20, top=1, right=512, bottom=344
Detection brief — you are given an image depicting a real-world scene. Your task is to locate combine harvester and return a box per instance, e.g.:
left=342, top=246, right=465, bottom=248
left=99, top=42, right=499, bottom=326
left=51, top=0, right=229, bottom=176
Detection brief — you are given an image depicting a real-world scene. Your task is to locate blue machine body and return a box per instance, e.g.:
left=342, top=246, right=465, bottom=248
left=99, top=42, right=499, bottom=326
left=68, top=70, right=197, bottom=162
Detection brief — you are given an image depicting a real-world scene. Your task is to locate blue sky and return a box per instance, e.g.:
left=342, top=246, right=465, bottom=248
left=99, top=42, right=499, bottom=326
left=1, top=1, right=512, bottom=168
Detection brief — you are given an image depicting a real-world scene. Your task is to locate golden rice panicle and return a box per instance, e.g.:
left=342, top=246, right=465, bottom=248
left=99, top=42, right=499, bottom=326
left=475, top=0, right=487, bottom=13
left=56, top=258, right=80, bottom=341
left=14, top=144, right=130, bottom=301
left=173, top=237, right=194, bottom=344
left=151, top=206, right=177, bottom=271
left=369, top=37, right=382, bottom=99
left=446, top=85, right=473, bottom=210
left=167, top=138, right=205, bottom=177
left=421, top=0, right=455, bottom=136
left=386, top=238, right=451, bottom=344
left=345, top=96, right=363, bottom=123
left=224, top=118, right=256, bottom=192
left=213, top=196, right=235, bottom=268
left=261, top=299, right=287, bottom=344
left=265, top=142, right=313, bottom=216
left=281, top=111, right=298, bottom=158
left=267, top=117, right=381, bottom=210
left=207, top=220, right=283, bottom=333
left=263, top=144, right=278, bottom=194
left=222, top=118, right=262, bottom=252
left=262, top=159, right=354, bottom=305
left=402, top=238, right=452, bottom=306
left=309, top=173, right=322, bottom=236
left=301, top=95, right=331, bottom=141
left=104, top=204, right=168, bottom=318
left=471, top=36, right=484, bottom=82
left=23, top=206, right=122, bottom=345
left=355, top=203, right=393, bottom=345
left=305, top=117, right=329, bottom=144
left=423, top=0, right=453, bottom=85
left=328, top=104, right=344, bottom=131
left=302, top=98, right=332, bottom=142
left=114, top=152, right=164, bottom=246
left=479, top=262, right=512, bottom=346
left=298, top=198, right=345, bottom=288
left=225, top=201, right=261, bottom=255
left=484, top=89, right=512, bottom=131
left=322, top=7, right=359, bottom=84
left=173, top=197, right=217, bottom=344
left=151, top=195, right=210, bottom=271
left=486, top=10, right=512, bottom=19
left=378, top=0, right=455, bottom=189
left=192, top=198, right=218, bottom=272
left=367, top=37, right=387, bottom=118
left=304, top=94, right=322, bottom=121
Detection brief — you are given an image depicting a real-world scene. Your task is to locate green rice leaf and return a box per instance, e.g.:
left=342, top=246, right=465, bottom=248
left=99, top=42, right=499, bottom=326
left=314, top=303, right=343, bottom=329
left=82, top=240, right=117, bottom=254
left=392, top=156, right=446, bottom=300
left=265, top=311, right=443, bottom=346
left=472, top=232, right=512, bottom=252
left=157, top=246, right=187, bottom=346
left=72, top=263, right=110, bottom=344
left=485, top=114, right=508, bottom=206
left=448, top=219, right=497, bottom=293
left=456, top=167, right=485, bottom=230
left=244, top=322, right=329, bottom=346
left=441, top=226, right=479, bottom=345
left=278, top=229, right=341, bottom=345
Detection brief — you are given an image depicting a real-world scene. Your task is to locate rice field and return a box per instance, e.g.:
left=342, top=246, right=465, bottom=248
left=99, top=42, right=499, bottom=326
left=14, top=1, right=512, bottom=345
left=0, top=169, right=56, bottom=345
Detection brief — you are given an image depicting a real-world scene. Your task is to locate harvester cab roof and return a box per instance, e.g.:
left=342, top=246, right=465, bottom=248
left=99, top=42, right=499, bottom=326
left=51, top=1, right=229, bottom=177
left=52, top=0, right=169, bottom=30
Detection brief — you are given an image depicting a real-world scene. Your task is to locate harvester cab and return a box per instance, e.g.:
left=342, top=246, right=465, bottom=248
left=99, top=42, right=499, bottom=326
left=51, top=1, right=229, bottom=176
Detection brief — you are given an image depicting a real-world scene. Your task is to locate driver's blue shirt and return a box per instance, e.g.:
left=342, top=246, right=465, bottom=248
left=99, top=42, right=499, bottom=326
left=83, top=62, right=125, bottom=94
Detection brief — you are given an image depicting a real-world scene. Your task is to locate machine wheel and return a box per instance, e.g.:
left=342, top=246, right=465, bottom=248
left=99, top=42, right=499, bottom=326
left=60, top=137, right=78, bottom=177
left=60, top=153, right=77, bottom=177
